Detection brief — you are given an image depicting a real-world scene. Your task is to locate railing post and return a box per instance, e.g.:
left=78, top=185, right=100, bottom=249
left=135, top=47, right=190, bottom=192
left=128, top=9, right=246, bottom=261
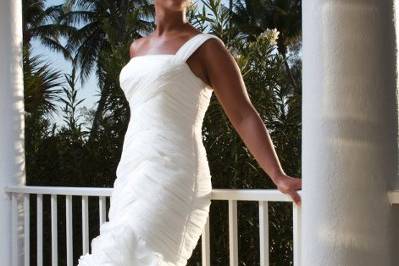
left=11, top=193, right=18, bottom=266
left=201, top=215, right=211, bottom=266
left=99, top=196, right=107, bottom=225
left=292, top=203, right=301, bottom=266
left=258, top=201, right=269, bottom=266
left=0, top=0, right=25, bottom=264
left=66, top=195, right=73, bottom=266
left=36, top=194, right=43, bottom=266
left=51, top=194, right=58, bottom=266
left=228, top=200, right=238, bottom=266
left=82, top=196, right=90, bottom=254
left=23, top=194, right=30, bottom=266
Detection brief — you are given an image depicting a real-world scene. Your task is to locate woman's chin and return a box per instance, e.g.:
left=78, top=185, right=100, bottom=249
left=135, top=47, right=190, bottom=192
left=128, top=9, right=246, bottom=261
left=157, top=0, right=187, bottom=11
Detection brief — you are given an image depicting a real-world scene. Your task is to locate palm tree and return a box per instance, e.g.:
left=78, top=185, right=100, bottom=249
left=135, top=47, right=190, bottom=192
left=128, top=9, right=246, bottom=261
left=22, top=0, right=74, bottom=118
left=23, top=0, right=71, bottom=58
left=23, top=47, right=64, bottom=117
left=59, top=0, right=154, bottom=145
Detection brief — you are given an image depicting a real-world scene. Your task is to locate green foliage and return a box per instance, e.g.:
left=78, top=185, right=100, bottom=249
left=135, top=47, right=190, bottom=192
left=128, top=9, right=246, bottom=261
left=23, top=47, right=64, bottom=117
left=59, top=67, right=87, bottom=136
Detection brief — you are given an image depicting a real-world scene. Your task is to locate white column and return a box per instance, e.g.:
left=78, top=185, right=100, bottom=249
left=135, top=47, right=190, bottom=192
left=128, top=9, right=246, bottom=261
left=0, top=0, right=26, bottom=265
left=302, top=0, right=398, bottom=265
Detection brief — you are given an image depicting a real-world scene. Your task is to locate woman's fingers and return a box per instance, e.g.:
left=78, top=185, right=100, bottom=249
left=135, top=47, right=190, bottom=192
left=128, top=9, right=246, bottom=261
left=288, top=178, right=302, bottom=207
left=295, top=177, right=302, bottom=190
left=289, top=190, right=301, bottom=207
left=274, top=175, right=302, bottom=207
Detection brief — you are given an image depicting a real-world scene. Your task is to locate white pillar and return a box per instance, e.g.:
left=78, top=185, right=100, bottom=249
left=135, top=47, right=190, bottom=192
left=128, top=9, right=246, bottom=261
left=0, top=0, right=26, bottom=264
left=302, top=0, right=398, bottom=265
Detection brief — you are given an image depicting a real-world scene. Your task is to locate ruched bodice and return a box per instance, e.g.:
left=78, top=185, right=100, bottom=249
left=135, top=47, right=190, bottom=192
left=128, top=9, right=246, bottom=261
left=119, top=53, right=213, bottom=144
left=77, top=33, right=224, bottom=266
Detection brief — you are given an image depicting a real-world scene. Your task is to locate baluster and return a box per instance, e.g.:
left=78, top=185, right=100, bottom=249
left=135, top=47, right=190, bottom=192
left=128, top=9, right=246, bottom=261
left=82, top=196, right=89, bottom=254
left=259, top=201, right=269, bottom=266
left=201, top=215, right=211, bottom=266
left=51, top=194, right=58, bottom=266
left=11, top=193, right=18, bottom=266
left=24, top=194, right=30, bottom=266
left=293, top=203, right=302, bottom=266
left=66, top=195, right=73, bottom=266
left=228, top=200, right=238, bottom=266
left=37, top=194, right=43, bottom=266
left=99, top=196, right=107, bottom=226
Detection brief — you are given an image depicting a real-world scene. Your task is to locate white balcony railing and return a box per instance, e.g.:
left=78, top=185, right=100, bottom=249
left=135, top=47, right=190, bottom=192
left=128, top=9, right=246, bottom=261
left=5, top=186, right=302, bottom=266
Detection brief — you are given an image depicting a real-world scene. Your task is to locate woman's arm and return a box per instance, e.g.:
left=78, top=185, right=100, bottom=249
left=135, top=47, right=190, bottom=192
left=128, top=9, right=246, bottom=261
left=200, top=37, right=302, bottom=207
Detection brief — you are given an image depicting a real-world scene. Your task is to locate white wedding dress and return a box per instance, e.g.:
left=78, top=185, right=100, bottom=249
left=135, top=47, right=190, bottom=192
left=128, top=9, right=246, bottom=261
left=77, top=33, right=224, bottom=266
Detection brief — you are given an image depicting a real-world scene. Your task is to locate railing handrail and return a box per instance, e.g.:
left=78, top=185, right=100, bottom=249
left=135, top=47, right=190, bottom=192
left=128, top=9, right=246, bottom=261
left=5, top=185, right=399, bottom=204
left=4, top=185, right=113, bottom=196
left=211, top=188, right=301, bottom=202
left=4, top=185, right=302, bottom=202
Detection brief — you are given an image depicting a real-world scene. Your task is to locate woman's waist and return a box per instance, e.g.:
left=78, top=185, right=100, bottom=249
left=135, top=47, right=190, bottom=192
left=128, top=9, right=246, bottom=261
left=124, top=124, right=203, bottom=145
left=127, top=117, right=203, bottom=133
left=120, top=131, right=207, bottom=160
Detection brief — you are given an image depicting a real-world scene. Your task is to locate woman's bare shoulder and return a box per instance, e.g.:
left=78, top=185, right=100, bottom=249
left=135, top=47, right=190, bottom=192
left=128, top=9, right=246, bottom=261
left=129, top=36, right=150, bottom=58
left=200, top=34, right=229, bottom=63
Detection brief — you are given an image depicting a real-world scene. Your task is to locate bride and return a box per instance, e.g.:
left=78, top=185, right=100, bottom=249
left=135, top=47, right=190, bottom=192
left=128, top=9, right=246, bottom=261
left=77, top=0, right=301, bottom=265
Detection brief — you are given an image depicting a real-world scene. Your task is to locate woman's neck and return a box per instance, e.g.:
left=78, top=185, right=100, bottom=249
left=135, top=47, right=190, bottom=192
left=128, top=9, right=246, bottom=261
left=154, top=5, right=188, bottom=35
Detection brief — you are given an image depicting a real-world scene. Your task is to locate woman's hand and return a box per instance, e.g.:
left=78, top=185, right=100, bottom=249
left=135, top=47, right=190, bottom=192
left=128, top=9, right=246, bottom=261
left=273, top=173, right=302, bottom=207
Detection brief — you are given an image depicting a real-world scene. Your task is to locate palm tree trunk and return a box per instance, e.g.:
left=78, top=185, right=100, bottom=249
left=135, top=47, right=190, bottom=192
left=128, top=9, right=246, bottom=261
left=87, top=86, right=109, bottom=144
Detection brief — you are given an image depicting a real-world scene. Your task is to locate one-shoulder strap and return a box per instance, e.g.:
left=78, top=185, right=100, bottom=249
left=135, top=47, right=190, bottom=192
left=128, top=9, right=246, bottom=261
left=174, top=33, right=225, bottom=63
